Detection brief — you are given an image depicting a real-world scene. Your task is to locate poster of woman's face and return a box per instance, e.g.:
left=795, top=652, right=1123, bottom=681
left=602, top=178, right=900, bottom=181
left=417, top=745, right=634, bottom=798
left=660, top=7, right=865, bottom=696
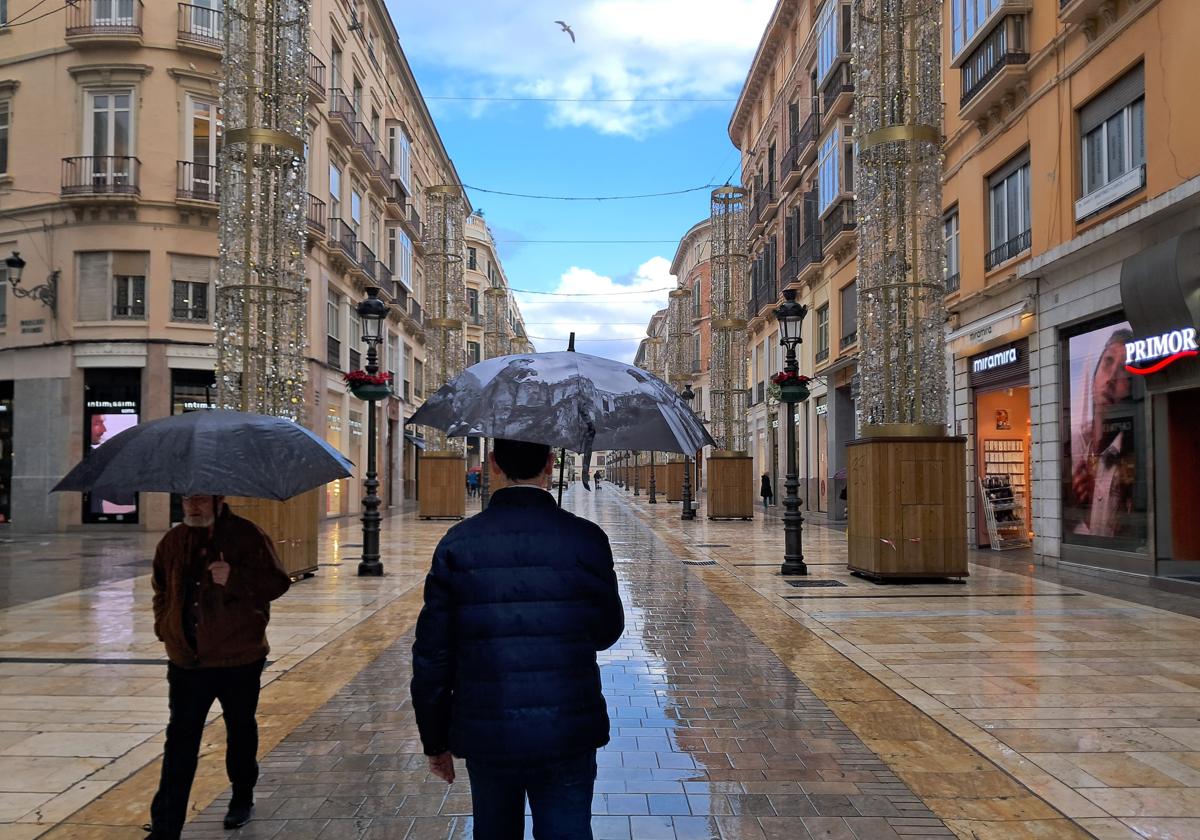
left=1064, top=320, right=1146, bottom=547
left=89, top=413, right=139, bottom=515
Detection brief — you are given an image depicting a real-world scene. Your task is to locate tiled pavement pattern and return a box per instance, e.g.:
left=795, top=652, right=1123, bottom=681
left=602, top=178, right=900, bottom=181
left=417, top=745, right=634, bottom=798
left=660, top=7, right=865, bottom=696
left=187, top=490, right=953, bottom=840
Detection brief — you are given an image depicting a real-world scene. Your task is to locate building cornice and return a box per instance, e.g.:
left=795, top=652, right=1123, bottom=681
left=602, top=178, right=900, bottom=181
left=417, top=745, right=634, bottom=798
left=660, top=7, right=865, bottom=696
left=670, top=218, right=712, bottom=277
left=729, top=0, right=802, bottom=146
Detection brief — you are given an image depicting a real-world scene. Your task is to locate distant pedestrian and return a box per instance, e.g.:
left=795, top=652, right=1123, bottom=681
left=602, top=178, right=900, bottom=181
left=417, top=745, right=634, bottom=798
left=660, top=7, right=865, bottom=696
left=146, top=495, right=291, bottom=839
left=760, top=472, right=773, bottom=511
left=467, top=470, right=480, bottom=498
left=594, top=470, right=602, bottom=487
left=412, top=438, right=624, bottom=839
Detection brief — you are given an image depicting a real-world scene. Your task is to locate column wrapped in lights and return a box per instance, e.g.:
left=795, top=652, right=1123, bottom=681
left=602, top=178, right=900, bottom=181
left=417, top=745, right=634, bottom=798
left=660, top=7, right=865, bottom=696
left=848, top=0, right=967, bottom=577
left=853, top=0, right=946, bottom=434
left=422, top=186, right=467, bottom=456
left=668, top=286, right=695, bottom=514
left=216, top=0, right=309, bottom=419
left=480, top=282, right=509, bottom=509
left=709, top=188, right=749, bottom=454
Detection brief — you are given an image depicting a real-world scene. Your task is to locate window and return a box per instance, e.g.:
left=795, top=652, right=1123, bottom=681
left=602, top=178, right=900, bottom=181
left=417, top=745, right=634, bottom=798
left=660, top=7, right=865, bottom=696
left=839, top=282, right=856, bottom=348
left=386, top=332, right=399, bottom=379
left=944, top=209, right=960, bottom=293
left=388, top=124, right=411, bottom=188
left=76, top=252, right=147, bottom=321
left=818, top=129, right=841, bottom=216
left=370, top=209, right=381, bottom=256
left=330, top=43, right=342, bottom=91
left=170, top=255, right=214, bottom=322
left=327, top=292, right=341, bottom=341
left=352, top=78, right=363, bottom=114
left=403, top=344, right=412, bottom=400
left=950, top=0, right=1004, bottom=58
left=392, top=228, right=413, bottom=289
left=86, top=90, right=134, bottom=188
left=467, top=341, right=481, bottom=366
left=1078, top=65, right=1145, bottom=218
left=93, top=0, right=135, bottom=27
left=692, top=333, right=701, bottom=368
left=987, top=154, right=1031, bottom=268
left=692, top=284, right=701, bottom=319
left=816, top=304, right=830, bottom=361
left=370, top=108, right=380, bottom=144
left=414, top=359, right=424, bottom=398
left=467, top=247, right=477, bottom=270
left=328, top=163, right=342, bottom=219
left=350, top=187, right=362, bottom=232
left=816, top=1, right=843, bottom=84
left=0, top=100, right=8, bottom=174
left=0, top=1, right=6, bottom=26
left=186, top=97, right=222, bottom=196
left=467, top=288, right=479, bottom=317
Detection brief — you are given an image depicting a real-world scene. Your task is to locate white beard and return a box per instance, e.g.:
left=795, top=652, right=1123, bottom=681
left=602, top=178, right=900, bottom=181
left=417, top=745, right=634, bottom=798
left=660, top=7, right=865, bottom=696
left=183, top=513, right=215, bottom=528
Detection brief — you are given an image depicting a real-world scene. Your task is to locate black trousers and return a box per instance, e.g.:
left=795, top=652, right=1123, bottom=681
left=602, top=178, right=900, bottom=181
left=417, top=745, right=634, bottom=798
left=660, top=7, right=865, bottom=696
left=150, top=659, right=265, bottom=838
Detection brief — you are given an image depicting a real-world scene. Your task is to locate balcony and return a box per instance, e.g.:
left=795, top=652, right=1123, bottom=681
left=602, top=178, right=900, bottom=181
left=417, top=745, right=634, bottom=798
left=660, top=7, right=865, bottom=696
left=691, top=359, right=702, bottom=374
left=177, top=3, right=221, bottom=53
left=403, top=203, right=423, bottom=245
left=822, top=60, right=854, bottom=120
left=840, top=330, right=858, bottom=350
left=796, top=234, right=823, bottom=284
left=359, top=242, right=378, bottom=282
left=781, top=113, right=819, bottom=192
left=816, top=347, right=830, bottom=364
left=328, top=90, right=357, bottom=143
left=306, top=193, right=327, bottom=235
left=959, top=16, right=1030, bottom=121
left=369, top=150, right=392, bottom=194
left=756, top=382, right=766, bottom=405
left=66, top=0, right=144, bottom=46
left=1059, top=0, right=1107, bottom=26
left=62, top=156, right=140, bottom=200
left=945, top=272, right=961, bottom=295
left=985, top=228, right=1031, bottom=271
left=409, top=298, right=424, bottom=328
left=375, top=262, right=394, bottom=297
left=350, top=123, right=376, bottom=170
left=821, top=198, right=857, bottom=255
left=796, top=109, right=820, bottom=169
left=327, top=335, right=341, bottom=370
left=307, top=52, right=327, bottom=103
left=176, top=161, right=218, bottom=204
left=328, top=217, right=358, bottom=266
left=384, top=184, right=405, bottom=219
left=781, top=254, right=799, bottom=287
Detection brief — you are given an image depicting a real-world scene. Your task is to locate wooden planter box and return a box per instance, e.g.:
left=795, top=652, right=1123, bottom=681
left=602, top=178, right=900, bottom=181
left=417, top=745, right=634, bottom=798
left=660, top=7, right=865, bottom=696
left=847, top=436, right=968, bottom=579
left=419, top=454, right=466, bottom=520
left=664, top=461, right=685, bottom=501
left=707, top=455, right=753, bottom=520
left=228, top=488, right=320, bottom=578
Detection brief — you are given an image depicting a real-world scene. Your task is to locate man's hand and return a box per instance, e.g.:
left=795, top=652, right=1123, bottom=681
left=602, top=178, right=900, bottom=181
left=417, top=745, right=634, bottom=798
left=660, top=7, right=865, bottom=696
left=428, top=751, right=455, bottom=784
left=209, top=559, right=231, bottom=587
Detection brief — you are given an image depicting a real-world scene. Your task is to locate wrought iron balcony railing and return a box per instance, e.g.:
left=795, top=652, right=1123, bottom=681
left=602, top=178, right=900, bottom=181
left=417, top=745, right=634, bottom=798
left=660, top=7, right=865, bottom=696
left=359, top=243, right=378, bottom=281
left=984, top=228, right=1031, bottom=270
left=307, top=52, right=327, bottom=97
left=822, top=198, right=857, bottom=247
left=177, top=161, right=218, bottom=203
left=177, top=3, right=221, bottom=48
left=306, top=193, right=327, bottom=233
left=62, top=156, right=140, bottom=197
left=67, top=0, right=143, bottom=38
left=328, top=217, right=357, bottom=258
left=961, top=17, right=1029, bottom=108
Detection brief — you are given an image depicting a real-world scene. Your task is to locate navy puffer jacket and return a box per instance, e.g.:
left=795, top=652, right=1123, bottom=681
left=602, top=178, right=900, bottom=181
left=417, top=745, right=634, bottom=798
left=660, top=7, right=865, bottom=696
left=410, top=486, right=624, bottom=760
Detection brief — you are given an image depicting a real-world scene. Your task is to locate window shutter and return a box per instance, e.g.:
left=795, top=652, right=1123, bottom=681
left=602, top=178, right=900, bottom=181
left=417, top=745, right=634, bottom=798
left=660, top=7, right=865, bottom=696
left=172, top=254, right=212, bottom=286
left=1079, top=64, right=1144, bottom=136
left=112, top=251, right=147, bottom=277
left=77, top=252, right=110, bottom=322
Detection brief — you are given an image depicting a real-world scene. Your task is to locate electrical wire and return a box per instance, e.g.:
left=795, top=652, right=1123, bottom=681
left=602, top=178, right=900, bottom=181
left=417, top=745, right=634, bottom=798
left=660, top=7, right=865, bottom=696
left=494, top=239, right=679, bottom=244
left=462, top=184, right=719, bottom=201
left=1, top=1, right=73, bottom=27
left=509, top=286, right=674, bottom=296
left=527, top=335, right=642, bottom=342
left=7, top=0, right=54, bottom=25
left=427, top=95, right=737, bottom=104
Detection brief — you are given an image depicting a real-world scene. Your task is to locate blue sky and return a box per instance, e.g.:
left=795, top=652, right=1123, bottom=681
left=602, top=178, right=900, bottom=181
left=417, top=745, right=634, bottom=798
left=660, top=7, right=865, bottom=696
left=386, top=0, right=776, bottom=361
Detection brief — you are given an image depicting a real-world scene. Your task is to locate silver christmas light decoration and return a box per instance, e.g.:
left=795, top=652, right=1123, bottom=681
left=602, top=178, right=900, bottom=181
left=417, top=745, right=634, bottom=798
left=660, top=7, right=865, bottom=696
left=483, top=283, right=509, bottom=361
left=216, top=0, right=309, bottom=419
left=667, top=287, right=692, bottom=390
left=853, top=0, right=947, bottom=434
left=709, top=187, right=750, bottom=454
left=423, top=186, right=467, bottom=454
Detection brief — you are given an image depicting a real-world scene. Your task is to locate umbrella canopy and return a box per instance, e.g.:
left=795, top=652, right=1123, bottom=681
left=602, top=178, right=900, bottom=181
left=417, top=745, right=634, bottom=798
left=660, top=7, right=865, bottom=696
left=408, top=351, right=715, bottom=469
left=53, top=410, right=353, bottom=503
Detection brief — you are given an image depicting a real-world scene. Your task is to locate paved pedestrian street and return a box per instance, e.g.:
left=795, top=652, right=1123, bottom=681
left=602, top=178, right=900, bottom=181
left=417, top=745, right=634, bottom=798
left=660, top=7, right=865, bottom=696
left=5, top=490, right=1200, bottom=839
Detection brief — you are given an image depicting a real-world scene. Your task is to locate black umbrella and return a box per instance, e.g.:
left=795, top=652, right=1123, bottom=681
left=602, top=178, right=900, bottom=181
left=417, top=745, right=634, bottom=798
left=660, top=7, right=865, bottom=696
left=53, top=410, right=353, bottom=503
left=408, top=344, right=714, bottom=498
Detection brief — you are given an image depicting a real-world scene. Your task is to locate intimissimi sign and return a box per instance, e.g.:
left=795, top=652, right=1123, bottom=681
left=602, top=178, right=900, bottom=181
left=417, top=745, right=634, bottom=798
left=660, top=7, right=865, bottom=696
left=968, top=340, right=1029, bottom=389
left=1125, top=327, right=1199, bottom=375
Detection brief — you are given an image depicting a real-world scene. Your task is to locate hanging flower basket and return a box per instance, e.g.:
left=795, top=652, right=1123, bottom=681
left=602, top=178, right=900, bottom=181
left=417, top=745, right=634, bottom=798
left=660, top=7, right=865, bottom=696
left=344, top=370, right=392, bottom=402
left=770, top=371, right=812, bottom=403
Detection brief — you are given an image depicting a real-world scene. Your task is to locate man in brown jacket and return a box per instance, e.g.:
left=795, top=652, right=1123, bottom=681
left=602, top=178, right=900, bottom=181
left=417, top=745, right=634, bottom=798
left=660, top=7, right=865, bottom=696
left=146, top=495, right=291, bottom=839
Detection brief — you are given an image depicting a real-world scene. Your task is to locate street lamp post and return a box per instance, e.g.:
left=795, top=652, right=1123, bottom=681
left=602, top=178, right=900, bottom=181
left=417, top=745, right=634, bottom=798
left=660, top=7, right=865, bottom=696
left=633, top=451, right=640, bottom=496
left=775, top=288, right=809, bottom=576
left=356, top=287, right=389, bottom=577
left=681, top=384, right=696, bottom=521
left=648, top=451, right=657, bottom=503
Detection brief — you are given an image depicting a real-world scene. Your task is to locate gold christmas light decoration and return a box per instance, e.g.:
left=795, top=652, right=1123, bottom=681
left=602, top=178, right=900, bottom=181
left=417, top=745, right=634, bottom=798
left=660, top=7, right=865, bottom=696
left=423, top=186, right=467, bottom=454
left=708, top=187, right=750, bottom=454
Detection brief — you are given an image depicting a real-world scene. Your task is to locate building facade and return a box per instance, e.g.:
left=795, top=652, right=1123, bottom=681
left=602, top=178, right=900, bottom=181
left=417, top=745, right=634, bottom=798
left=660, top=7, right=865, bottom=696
left=730, top=0, right=859, bottom=520
left=669, top=219, right=712, bottom=491
left=0, top=0, right=525, bottom=531
left=942, top=0, right=1200, bottom=579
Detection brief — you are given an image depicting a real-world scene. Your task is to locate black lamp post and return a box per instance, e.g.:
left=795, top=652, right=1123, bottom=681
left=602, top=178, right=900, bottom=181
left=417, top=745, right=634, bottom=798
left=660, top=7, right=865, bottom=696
left=356, top=287, right=389, bottom=577
left=648, top=451, right=657, bottom=503
left=6, top=251, right=58, bottom=315
left=775, top=288, right=809, bottom=576
left=633, top=451, right=640, bottom=496
left=681, top=383, right=696, bottom=521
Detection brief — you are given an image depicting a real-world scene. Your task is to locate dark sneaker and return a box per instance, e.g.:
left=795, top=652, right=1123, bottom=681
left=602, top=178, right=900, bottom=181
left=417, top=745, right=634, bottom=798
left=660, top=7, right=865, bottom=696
left=223, top=802, right=254, bottom=830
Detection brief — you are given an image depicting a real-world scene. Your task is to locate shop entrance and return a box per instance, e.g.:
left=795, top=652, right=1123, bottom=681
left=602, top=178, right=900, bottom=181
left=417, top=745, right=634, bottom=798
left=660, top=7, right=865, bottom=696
left=974, top=386, right=1032, bottom=548
left=1167, top=388, right=1200, bottom=563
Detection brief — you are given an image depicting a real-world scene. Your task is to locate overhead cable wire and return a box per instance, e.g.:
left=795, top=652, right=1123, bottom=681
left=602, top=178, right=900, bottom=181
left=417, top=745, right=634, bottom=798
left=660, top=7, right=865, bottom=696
left=462, top=183, right=719, bottom=201
left=509, top=286, right=674, bottom=296
left=428, top=95, right=737, bottom=103
left=8, top=0, right=53, bottom=25
left=2, top=1, right=72, bottom=27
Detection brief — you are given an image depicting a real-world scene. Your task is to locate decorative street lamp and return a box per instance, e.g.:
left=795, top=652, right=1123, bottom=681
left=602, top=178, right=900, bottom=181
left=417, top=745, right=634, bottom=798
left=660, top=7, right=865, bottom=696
left=648, top=450, right=657, bottom=503
left=681, top=383, right=696, bottom=521
left=633, top=450, right=641, bottom=496
left=774, top=288, right=809, bottom=576
left=5, top=251, right=58, bottom=315
left=354, top=286, right=390, bottom=577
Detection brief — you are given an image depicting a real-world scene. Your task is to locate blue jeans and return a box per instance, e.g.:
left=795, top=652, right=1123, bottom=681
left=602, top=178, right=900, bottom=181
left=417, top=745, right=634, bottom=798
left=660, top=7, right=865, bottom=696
left=466, top=750, right=596, bottom=840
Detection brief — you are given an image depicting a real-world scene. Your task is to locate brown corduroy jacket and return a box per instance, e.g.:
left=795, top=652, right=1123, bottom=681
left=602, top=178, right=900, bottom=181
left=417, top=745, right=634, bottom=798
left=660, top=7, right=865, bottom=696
left=152, top=505, right=291, bottom=668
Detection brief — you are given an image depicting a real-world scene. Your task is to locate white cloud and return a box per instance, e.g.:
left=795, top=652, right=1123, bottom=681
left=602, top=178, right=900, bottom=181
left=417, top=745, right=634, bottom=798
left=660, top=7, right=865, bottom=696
left=513, top=256, right=674, bottom=363
left=387, top=0, right=776, bottom=138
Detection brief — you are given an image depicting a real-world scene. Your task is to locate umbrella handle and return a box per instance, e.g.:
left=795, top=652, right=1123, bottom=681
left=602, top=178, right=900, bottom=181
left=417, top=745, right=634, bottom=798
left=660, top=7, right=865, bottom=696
left=556, top=447, right=566, bottom=508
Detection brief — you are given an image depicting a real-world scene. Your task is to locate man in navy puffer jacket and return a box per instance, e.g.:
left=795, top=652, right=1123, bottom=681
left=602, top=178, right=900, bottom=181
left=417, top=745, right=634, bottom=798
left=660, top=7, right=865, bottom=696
left=411, top=438, right=624, bottom=839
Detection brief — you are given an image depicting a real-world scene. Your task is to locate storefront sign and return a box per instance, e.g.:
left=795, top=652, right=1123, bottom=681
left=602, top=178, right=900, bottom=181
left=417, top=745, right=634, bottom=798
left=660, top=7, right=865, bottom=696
left=1124, top=327, right=1198, bottom=375
left=815, top=403, right=829, bottom=416
left=968, top=324, right=995, bottom=344
left=20, top=319, right=44, bottom=334
left=972, top=347, right=1019, bottom=374
left=85, top=399, right=137, bottom=414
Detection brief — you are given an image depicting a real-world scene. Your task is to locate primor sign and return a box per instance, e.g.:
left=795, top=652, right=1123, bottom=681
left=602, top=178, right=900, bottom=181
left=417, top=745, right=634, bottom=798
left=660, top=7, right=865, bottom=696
left=1125, top=327, right=1198, bottom=375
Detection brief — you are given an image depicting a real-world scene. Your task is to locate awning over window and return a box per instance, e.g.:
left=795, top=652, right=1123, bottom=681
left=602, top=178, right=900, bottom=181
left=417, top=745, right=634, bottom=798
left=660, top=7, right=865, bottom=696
left=1120, top=230, right=1200, bottom=388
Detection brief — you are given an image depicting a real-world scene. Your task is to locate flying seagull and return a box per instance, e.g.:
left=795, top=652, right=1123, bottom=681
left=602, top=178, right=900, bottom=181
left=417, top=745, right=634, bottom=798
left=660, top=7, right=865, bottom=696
left=555, top=20, right=576, bottom=43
